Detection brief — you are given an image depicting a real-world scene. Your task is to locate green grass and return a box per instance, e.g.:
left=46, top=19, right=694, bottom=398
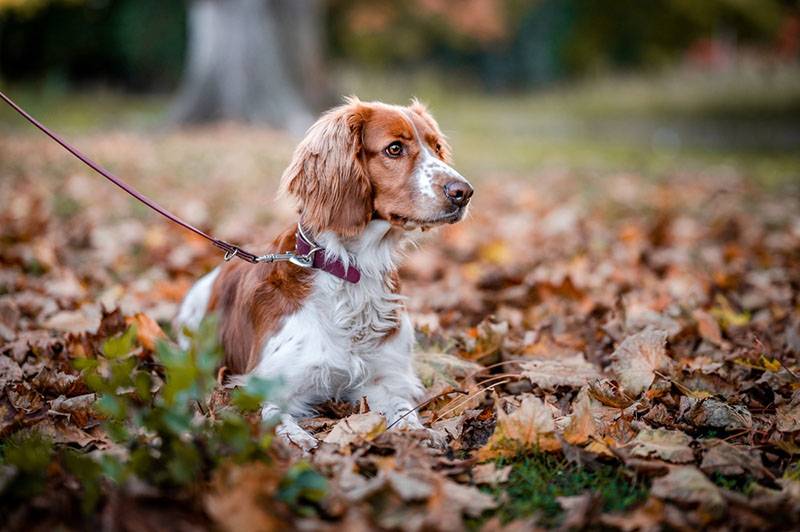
left=708, top=472, right=757, bottom=495
left=482, top=453, right=649, bottom=528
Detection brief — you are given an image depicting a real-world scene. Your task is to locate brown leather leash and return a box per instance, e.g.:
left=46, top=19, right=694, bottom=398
left=0, top=89, right=262, bottom=264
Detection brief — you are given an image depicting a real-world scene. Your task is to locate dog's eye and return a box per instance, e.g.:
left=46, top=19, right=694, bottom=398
left=384, top=141, right=404, bottom=158
left=435, top=143, right=442, bottom=153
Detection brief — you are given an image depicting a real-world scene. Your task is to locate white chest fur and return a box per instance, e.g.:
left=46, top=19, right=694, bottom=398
left=250, top=221, right=418, bottom=416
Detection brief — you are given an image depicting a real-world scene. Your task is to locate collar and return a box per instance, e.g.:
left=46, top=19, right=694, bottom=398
left=294, top=225, right=361, bottom=284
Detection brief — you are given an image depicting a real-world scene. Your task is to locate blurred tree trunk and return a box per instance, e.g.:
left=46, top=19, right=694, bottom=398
left=171, top=0, right=327, bottom=132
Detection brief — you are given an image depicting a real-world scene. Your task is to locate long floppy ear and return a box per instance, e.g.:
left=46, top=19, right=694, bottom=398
left=280, top=99, right=373, bottom=238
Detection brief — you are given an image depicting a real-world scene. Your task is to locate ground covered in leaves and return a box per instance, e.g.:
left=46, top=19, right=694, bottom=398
left=1, top=119, right=800, bottom=531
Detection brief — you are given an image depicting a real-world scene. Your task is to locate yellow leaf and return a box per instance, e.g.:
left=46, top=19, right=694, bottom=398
left=760, top=355, right=781, bottom=373
left=479, top=241, right=511, bottom=265
left=710, top=295, right=750, bottom=329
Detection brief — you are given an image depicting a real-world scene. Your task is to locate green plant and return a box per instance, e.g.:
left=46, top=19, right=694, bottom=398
left=0, top=317, right=326, bottom=518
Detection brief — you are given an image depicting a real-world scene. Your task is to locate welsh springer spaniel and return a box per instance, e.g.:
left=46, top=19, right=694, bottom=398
left=175, top=98, right=473, bottom=450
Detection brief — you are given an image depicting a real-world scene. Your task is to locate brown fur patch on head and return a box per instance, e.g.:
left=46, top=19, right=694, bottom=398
left=281, top=97, right=374, bottom=238
left=409, top=98, right=452, bottom=163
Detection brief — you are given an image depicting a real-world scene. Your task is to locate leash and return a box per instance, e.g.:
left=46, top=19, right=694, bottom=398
left=0, top=89, right=361, bottom=282
left=0, top=89, right=265, bottom=263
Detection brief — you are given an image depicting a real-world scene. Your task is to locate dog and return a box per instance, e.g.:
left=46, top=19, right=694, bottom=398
left=174, top=97, right=473, bottom=450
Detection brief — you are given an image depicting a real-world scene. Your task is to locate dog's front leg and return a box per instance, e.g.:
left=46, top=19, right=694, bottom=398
left=355, top=319, right=425, bottom=429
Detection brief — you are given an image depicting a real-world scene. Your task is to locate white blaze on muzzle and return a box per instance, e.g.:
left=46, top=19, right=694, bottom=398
left=402, top=110, right=469, bottom=200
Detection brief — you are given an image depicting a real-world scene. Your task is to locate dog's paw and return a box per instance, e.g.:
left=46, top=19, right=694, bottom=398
left=422, top=427, right=449, bottom=449
left=277, top=424, right=319, bottom=453
left=389, top=414, right=425, bottom=431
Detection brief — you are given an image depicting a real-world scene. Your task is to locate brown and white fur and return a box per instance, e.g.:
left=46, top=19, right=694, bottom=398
left=174, top=98, right=473, bottom=450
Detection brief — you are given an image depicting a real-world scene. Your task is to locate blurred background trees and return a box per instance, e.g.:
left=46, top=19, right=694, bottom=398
left=170, top=0, right=325, bottom=129
left=0, top=0, right=798, bottom=131
left=2, top=0, right=796, bottom=92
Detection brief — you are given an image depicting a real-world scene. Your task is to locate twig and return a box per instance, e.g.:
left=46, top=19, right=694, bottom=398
left=386, top=388, right=467, bottom=431
left=433, top=379, right=509, bottom=422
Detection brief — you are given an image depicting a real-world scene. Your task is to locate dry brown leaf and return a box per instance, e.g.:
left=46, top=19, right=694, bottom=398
left=205, top=461, right=286, bottom=532
left=776, top=392, right=800, bottom=432
left=472, top=462, right=511, bottom=485
left=381, top=470, right=432, bottom=501
left=323, top=411, right=386, bottom=451
left=478, top=394, right=559, bottom=459
left=600, top=497, right=665, bottom=532
left=519, top=353, right=602, bottom=390
left=693, top=309, right=724, bottom=346
left=700, top=439, right=768, bottom=479
left=588, top=378, right=636, bottom=408
left=557, top=493, right=595, bottom=530
left=49, top=393, right=96, bottom=427
left=563, top=389, right=599, bottom=445
left=31, top=367, right=84, bottom=396
left=425, top=476, right=497, bottom=530
left=682, top=397, right=753, bottom=430
left=41, top=305, right=101, bottom=334
left=651, top=466, right=726, bottom=518
left=0, top=356, right=23, bottom=386
left=629, top=427, right=694, bottom=463
left=609, top=329, right=671, bottom=396
left=414, top=349, right=483, bottom=389
left=125, top=312, right=166, bottom=351
left=34, top=418, right=101, bottom=448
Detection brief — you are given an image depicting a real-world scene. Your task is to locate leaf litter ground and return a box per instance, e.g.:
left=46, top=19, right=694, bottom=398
left=1, top=126, right=799, bottom=530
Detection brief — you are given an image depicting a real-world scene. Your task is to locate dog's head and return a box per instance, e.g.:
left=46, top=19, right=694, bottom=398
left=281, top=97, right=473, bottom=238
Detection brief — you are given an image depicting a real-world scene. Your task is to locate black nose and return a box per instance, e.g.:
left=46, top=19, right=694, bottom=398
left=444, top=181, right=473, bottom=207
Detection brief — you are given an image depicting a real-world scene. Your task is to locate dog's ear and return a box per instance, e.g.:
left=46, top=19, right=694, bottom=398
left=281, top=98, right=373, bottom=238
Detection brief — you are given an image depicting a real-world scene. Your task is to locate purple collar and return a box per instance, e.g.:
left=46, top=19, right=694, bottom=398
left=294, top=226, right=361, bottom=284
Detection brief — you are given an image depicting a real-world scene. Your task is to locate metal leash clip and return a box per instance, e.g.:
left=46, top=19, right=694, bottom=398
left=254, top=247, right=320, bottom=267
left=288, top=246, right=321, bottom=268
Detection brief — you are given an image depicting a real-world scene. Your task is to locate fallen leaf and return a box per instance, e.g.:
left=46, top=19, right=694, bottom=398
left=588, top=378, right=636, bottom=408
left=414, top=349, right=482, bottom=389
left=125, top=312, right=166, bottom=351
left=41, top=306, right=101, bottom=334
left=651, top=466, right=725, bottom=517
left=557, top=493, right=595, bottom=530
left=34, top=418, right=101, bottom=448
left=609, top=329, right=671, bottom=396
left=0, top=356, right=23, bottom=386
left=563, top=389, right=599, bottom=445
left=472, top=462, right=511, bottom=485
left=693, top=309, right=724, bottom=346
left=31, top=367, right=85, bottom=396
left=519, top=353, right=602, bottom=390
left=700, top=439, right=769, bottom=479
left=478, top=394, right=560, bottom=459
left=425, top=476, right=497, bottom=531
left=600, top=497, right=665, bottom=532
left=323, top=412, right=386, bottom=451
left=386, top=470, right=433, bottom=500
left=776, top=392, right=800, bottom=432
left=50, top=393, right=96, bottom=427
left=682, top=397, right=753, bottom=431
left=629, top=427, right=694, bottom=463
left=205, top=461, right=286, bottom=532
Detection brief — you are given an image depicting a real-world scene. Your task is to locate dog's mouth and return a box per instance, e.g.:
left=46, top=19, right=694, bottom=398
left=388, top=208, right=465, bottom=231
